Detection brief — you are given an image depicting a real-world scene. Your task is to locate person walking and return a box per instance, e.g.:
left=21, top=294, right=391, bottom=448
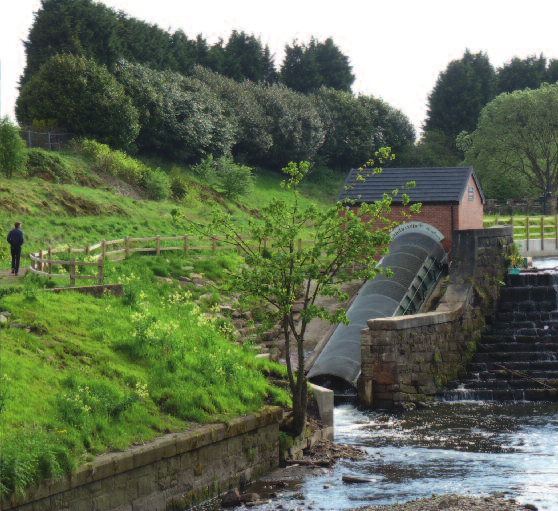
left=7, top=221, right=24, bottom=276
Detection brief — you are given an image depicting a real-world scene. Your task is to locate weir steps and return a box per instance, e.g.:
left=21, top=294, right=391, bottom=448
left=441, top=270, right=558, bottom=402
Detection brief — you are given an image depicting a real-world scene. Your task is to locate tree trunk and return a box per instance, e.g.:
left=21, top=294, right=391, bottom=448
left=290, top=372, right=308, bottom=437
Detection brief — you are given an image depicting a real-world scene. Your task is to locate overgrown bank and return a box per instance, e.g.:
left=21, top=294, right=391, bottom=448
left=0, top=147, right=340, bottom=499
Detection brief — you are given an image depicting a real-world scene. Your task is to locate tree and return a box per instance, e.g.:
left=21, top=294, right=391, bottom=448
left=311, top=87, right=375, bottom=170
left=16, top=54, right=139, bottom=150
left=0, top=118, right=28, bottom=179
left=113, top=61, right=236, bottom=161
left=357, top=96, right=416, bottom=166
left=183, top=151, right=419, bottom=436
left=280, top=37, right=355, bottom=93
left=402, top=131, right=463, bottom=168
left=464, top=83, right=558, bottom=203
left=190, top=66, right=273, bottom=161
left=222, top=31, right=277, bottom=83
left=21, top=0, right=122, bottom=85
left=497, top=54, right=548, bottom=94
left=251, top=83, right=324, bottom=168
left=424, top=50, right=497, bottom=155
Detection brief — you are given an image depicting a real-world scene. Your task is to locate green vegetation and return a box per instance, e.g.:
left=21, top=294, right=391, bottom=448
left=18, top=0, right=416, bottom=171
left=484, top=214, right=558, bottom=241
left=0, top=118, right=27, bottom=179
left=1, top=144, right=346, bottom=498
left=188, top=154, right=420, bottom=436
left=462, top=84, right=558, bottom=200
left=0, top=251, right=289, bottom=497
left=422, top=51, right=558, bottom=167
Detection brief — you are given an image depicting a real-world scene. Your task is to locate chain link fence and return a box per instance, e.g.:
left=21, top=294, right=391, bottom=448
left=19, top=128, right=74, bottom=151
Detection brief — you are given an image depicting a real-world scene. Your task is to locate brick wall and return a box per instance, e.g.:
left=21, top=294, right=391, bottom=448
left=5, top=408, right=282, bottom=511
left=350, top=201, right=484, bottom=254
left=456, top=175, right=484, bottom=230
left=358, top=227, right=513, bottom=409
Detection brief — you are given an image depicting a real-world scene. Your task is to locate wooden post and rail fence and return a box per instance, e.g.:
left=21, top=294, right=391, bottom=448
left=27, top=216, right=558, bottom=286
left=483, top=215, right=558, bottom=257
left=28, top=235, right=307, bottom=286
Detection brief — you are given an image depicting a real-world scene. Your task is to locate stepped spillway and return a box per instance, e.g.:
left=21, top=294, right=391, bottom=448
left=442, top=270, right=558, bottom=402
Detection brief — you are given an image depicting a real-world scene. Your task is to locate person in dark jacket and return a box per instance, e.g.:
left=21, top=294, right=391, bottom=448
left=7, top=221, right=24, bottom=276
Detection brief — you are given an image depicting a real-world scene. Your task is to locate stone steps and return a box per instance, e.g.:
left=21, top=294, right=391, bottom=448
left=442, top=388, right=558, bottom=402
left=440, top=270, right=558, bottom=402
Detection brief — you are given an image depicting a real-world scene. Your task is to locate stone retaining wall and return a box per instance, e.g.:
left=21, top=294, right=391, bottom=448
left=4, top=407, right=282, bottom=511
left=358, top=227, right=513, bottom=409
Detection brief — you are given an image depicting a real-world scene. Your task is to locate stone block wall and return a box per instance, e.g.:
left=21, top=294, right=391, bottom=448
left=4, top=408, right=282, bottom=511
left=358, top=227, right=513, bottom=409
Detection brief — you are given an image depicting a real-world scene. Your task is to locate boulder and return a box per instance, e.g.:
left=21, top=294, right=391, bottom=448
left=221, top=489, right=241, bottom=508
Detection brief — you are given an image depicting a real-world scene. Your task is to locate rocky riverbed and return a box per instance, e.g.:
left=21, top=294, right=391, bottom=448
left=215, top=435, right=540, bottom=511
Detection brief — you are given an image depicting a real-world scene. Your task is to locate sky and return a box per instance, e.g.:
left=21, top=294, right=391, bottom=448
left=3, top=0, right=558, bottom=135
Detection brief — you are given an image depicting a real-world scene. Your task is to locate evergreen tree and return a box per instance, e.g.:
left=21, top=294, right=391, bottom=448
left=21, top=0, right=121, bottom=85
left=17, top=54, right=139, bottom=150
left=497, top=54, right=548, bottom=94
left=424, top=50, right=497, bottom=143
left=223, top=31, right=267, bottom=82
left=280, top=37, right=354, bottom=93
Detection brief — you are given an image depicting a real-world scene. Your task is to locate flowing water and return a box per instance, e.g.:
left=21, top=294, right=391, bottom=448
left=237, top=402, right=558, bottom=510
left=194, top=258, right=558, bottom=510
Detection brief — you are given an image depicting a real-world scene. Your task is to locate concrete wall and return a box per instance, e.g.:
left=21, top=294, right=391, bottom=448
left=4, top=408, right=282, bottom=511
left=358, top=227, right=513, bottom=409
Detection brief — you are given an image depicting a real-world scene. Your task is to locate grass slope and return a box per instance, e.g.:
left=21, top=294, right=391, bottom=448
left=0, top=149, right=343, bottom=498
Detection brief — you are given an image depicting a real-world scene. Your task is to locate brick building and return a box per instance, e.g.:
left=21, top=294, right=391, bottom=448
left=338, top=166, right=485, bottom=253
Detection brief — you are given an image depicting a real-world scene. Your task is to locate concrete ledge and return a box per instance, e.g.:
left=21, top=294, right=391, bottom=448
left=310, top=384, right=334, bottom=427
left=5, top=407, right=283, bottom=511
left=366, top=305, right=463, bottom=330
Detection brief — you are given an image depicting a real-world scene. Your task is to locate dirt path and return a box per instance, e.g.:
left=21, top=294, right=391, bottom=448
left=0, top=266, right=25, bottom=285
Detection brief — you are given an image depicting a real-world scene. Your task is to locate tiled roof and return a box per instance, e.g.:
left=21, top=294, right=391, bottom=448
left=337, top=167, right=484, bottom=204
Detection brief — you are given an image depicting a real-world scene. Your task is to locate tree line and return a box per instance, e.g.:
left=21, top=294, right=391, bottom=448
left=417, top=50, right=558, bottom=200
left=423, top=50, right=558, bottom=163
left=16, top=0, right=415, bottom=172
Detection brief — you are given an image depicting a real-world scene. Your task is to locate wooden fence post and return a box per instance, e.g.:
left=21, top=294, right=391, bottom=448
left=526, top=217, right=530, bottom=252
left=85, top=244, right=90, bottom=256
left=38, top=250, right=43, bottom=272
left=297, top=239, right=302, bottom=251
left=211, top=235, right=217, bottom=255
left=156, top=235, right=161, bottom=256
left=102, top=240, right=106, bottom=259
left=70, top=259, right=76, bottom=286
left=97, top=259, right=104, bottom=282
left=541, top=216, right=545, bottom=252
left=48, top=245, right=52, bottom=275
left=184, top=235, right=189, bottom=255
left=125, top=236, right=130, bottom=258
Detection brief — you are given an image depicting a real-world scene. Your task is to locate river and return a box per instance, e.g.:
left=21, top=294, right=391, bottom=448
left=195, top=401, right=558, bottom=510
left=196, top=258, right=558, bottom=510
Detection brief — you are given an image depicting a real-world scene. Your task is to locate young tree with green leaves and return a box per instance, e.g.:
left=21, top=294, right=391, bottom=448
left=181, top=150, right=418, bottom=436
left=0, top=117, right=28, bottom=179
